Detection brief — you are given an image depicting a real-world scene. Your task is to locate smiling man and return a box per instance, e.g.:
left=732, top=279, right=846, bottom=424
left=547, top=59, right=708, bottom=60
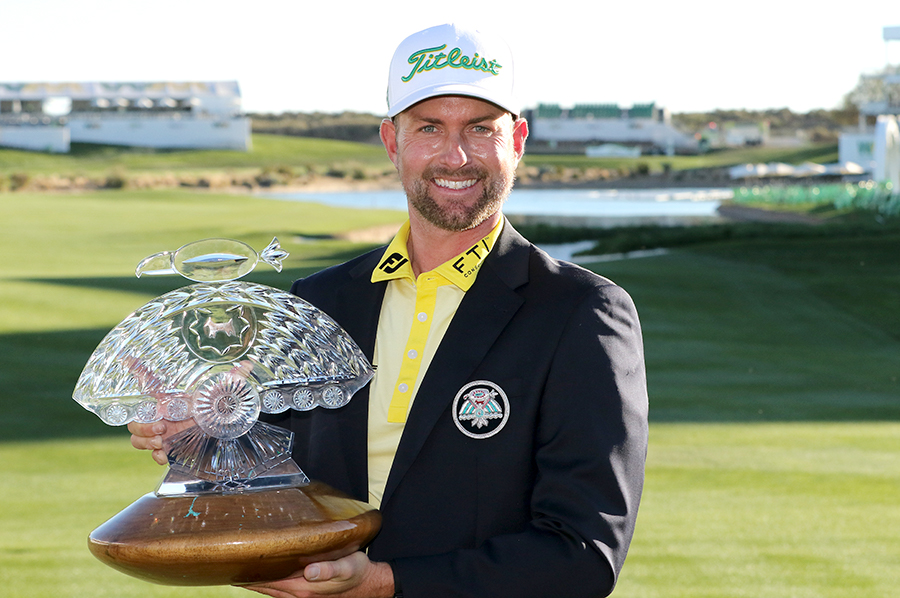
left=385, top=96, right=524, bottom=231
left=131, top=23, right=648, bottom=598
left=379, top=95, right=526, bottom=275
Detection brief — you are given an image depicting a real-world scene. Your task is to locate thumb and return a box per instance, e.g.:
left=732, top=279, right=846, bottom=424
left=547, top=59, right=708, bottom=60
left=304, top=555, right=362, bottom=582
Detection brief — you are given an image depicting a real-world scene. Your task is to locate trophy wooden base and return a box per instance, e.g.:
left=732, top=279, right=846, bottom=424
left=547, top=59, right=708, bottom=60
left=87, top=481, right=381, bottom=586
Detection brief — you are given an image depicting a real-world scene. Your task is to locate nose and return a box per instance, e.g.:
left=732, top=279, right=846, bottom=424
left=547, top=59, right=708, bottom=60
left=437, top=132, right=469, bottom=170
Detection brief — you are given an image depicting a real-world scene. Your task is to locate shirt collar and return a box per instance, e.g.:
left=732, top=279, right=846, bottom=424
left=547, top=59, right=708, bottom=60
left=371, top=217, right=504, bottom=291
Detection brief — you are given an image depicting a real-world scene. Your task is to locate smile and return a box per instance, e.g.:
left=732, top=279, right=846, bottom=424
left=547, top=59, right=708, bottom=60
left=434, top=178, right=478, bottom=190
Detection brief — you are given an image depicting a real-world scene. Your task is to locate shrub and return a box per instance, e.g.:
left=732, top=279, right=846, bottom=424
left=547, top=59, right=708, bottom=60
left=10, top=172, right=29, bottom=191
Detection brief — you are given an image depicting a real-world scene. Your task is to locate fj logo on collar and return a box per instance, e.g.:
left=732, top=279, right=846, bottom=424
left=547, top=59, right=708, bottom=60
left=452, top=380, right=509, bottom=439
left=378, top=252, right=408, bottom=274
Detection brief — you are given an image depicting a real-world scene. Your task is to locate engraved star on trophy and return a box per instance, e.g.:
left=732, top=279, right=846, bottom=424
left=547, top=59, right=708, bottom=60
left=72, top=238, right=380, bottom=586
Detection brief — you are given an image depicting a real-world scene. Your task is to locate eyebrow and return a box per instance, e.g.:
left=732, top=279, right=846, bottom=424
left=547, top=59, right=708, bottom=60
left=415, top=113, right=502, bottom=126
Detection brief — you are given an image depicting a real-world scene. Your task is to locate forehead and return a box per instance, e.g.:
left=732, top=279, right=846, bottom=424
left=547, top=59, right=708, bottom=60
left=396, top=95, right=512, bottom=125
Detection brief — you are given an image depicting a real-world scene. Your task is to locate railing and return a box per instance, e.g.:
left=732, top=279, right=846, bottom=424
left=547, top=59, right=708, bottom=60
left=67, top=110, right=243, bottom=121
left=0, top=114, right=66, bottom=126
left=0, top=111, right=246, bottom=125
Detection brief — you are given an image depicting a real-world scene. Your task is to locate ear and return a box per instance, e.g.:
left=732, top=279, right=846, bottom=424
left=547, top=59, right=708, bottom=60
left=512, top=117, right=528, bottom=162
left=380, top=118, right=399, bottom=167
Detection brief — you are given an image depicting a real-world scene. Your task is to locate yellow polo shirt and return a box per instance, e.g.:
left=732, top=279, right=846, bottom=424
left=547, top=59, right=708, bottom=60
left=366, top=218, right=503, bottom=507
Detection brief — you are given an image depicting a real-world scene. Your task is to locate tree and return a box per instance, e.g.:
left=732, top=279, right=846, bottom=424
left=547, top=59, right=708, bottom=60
left=846, top=65, right=900, bottom=111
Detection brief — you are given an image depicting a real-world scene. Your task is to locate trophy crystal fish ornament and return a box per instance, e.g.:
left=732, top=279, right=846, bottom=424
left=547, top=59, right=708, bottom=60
left=73, top=238, right=379, bottom=586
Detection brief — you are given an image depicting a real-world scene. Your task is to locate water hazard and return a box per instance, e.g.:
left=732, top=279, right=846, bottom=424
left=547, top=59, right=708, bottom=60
left=259, top=187, right=733, bottom=222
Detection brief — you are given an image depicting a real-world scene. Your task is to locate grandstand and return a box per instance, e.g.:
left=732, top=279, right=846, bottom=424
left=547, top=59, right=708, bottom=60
left=0, top=81, right=251, bottom=153
left=839, top=25, right=900, bottom=184
left=526, top=101, right=697, bottom=155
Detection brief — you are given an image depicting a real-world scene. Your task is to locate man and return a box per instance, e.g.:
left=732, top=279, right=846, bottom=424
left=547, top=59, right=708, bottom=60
left=130, top=23, right=648, bottom=598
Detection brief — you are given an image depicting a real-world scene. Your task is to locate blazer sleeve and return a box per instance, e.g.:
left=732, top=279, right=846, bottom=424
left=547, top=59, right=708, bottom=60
left=391, top=282, right=649, bottom=598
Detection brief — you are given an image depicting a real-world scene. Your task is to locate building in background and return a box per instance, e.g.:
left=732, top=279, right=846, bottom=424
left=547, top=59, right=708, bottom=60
left=0, top=81, right=251, bottom=153
left=525, top=102, right=698, bottom=155
left=839, top=26, right=900, bottom=183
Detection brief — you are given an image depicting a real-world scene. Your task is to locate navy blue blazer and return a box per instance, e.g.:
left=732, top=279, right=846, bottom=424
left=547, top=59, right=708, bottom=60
left=267, top=222, right=648, bottom=598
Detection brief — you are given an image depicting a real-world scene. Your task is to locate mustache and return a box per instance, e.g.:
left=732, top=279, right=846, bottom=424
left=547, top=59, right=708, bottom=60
left=422, top=165, right=487, bottom=181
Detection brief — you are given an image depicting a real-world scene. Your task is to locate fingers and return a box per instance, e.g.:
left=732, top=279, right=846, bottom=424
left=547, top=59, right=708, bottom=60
left=243, top=585, right=295, bottom=598
left=127, top=421, right=172, bottom=465
left=243, top=585, right=293, bottom=598
left=240, top=553, right=379, bottom=597
left=150, top=448, right=168, bottom=466
left=128, top=422, right=165, bottom=447
left=304, top=553, right=366, bottom=582
left=304, top=562, right=329, bottom=582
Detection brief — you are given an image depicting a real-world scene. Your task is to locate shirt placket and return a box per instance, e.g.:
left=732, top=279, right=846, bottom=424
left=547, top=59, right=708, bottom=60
left=386, top=273, right=443, bottom=423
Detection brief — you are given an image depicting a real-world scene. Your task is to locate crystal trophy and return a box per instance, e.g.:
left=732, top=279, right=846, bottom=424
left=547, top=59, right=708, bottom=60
left=73, top=238, right=379, bottom=586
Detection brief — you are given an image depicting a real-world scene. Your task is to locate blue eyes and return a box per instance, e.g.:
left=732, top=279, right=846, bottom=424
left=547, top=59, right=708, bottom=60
left=418, top=125, right=492, bottom=134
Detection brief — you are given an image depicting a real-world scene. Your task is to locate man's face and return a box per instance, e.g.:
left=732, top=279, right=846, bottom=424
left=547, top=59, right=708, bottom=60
left=380, top=96, right=528, bottom=232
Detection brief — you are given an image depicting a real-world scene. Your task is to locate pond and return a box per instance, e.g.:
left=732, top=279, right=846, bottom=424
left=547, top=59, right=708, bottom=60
left=259, top=187, right=733, bottom=222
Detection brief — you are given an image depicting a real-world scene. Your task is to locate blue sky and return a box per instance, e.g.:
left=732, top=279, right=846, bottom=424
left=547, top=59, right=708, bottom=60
left=2, top=0, right=898, bottom=115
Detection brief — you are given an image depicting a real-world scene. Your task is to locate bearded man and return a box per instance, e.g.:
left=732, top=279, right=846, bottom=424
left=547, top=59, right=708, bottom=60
left=132, top=23, right=648, bottom=598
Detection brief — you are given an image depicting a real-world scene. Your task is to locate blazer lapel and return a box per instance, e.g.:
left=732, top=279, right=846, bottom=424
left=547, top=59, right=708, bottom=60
left=380, top=224, right=531, bottom=507
left=337, top=254, right=386, bottom=361
left=306, top=251, right=385, bottom=500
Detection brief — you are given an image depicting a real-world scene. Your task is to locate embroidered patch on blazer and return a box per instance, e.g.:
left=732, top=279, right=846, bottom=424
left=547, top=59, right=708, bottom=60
left=452, top=380, right=509, bottom=439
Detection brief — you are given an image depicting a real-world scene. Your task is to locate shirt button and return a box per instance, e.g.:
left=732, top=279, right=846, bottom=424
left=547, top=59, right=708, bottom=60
left=407, top=349, right=418, bottom=359
left=417, top=312, right=428, bottom=322
left=398, top=383, right=409, bottom=393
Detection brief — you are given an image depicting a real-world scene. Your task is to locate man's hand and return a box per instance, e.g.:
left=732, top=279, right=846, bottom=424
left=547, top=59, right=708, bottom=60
left=127, top=419, right=196, bottom=465
left=242, top=552, right=394, bottom=598
left=127, top=361, right=252, bottom=464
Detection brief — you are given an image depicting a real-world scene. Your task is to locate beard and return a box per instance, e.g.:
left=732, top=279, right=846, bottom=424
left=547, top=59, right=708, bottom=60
left=404, top=164, right=516, bottom=232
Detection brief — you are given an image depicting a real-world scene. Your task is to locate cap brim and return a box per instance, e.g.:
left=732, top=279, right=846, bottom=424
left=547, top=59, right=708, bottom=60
left=387, top=83, right=519, bottom=118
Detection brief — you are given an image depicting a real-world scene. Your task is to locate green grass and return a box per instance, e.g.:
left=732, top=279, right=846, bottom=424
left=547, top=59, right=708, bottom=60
left=1, top=188, right=898, bottom=597
left=522, top=143, right=839, bottom=174
left=617, top=422, right=900, bottom=598
left=520, top=215, right=897, bottom=255
left=0, top=134, right=393, bottom=177
left=595, top=246, right=899, bottom=423
left=0, top=135, right=838, bottom=180
left=584, top=236, right=899, bottom=597
left=0, top=189, right=405, bottom=443
left=0, top=438, right=245, bottom=598
left=0, top=189, right=404, bottom=283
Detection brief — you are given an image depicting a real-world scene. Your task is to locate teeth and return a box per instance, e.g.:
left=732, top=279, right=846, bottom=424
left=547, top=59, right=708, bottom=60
left=435, top=178, right=477, bottom=190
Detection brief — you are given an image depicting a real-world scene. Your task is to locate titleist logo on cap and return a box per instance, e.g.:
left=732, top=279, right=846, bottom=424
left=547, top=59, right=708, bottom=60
left=401, top=44, right=503, bottom=83
left=386, top=23, right=518, bottom=117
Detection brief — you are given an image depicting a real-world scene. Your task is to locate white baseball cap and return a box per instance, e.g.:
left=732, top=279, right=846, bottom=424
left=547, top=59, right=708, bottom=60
left=386, top=23, right=519, bottom=118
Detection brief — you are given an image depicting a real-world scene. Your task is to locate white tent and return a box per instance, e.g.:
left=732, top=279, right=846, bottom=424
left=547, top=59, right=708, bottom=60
left=873, top=115, right=900, bottom=188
